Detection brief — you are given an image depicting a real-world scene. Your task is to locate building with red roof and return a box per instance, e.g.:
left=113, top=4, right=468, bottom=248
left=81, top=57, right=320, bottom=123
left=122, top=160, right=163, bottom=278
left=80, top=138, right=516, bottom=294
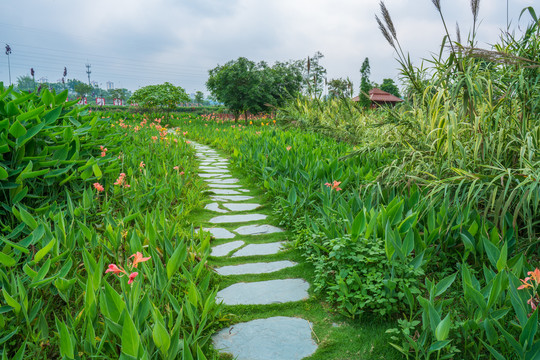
left=352, top=88, right=403, bottom=108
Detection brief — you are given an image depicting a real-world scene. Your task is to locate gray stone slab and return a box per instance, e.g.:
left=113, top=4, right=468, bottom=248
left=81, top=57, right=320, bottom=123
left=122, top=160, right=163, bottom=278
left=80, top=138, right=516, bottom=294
left=204, top=178, right=239, bottom=184
left=200, top=166, right=228, bottom=170
left=197, top=227, right=236, bottom=239
left=209, top=189, right=242, bottom=195
left=211, top=195, right=254, bottom=202
left=216, top=279, right=309, bottom=305
left=209, top=214, right=267, bottom=224
left=234, top=224, right=284, bottom=236
left=231, top=242, right=285, bottom=257
left=199, top=173, right=232, bottom=178
left=222, top=203, right=261, bottom=211
left=215, top=260, right=297, bottom=276
left=204, top=202, right=229, bottom=213
left=200, top=169, right=230, bottom=173
left=211, top=241, right=244, bottom=257
left=212, top=316, right=317, bottom=360
left=205, top=184, right=242, bottom=188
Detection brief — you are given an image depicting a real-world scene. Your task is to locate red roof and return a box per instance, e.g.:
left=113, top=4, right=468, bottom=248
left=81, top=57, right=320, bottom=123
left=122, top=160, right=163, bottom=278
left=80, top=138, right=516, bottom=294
left=352, top=88, right=403, bottom=103
left=369, top=88, right=403, bottom=102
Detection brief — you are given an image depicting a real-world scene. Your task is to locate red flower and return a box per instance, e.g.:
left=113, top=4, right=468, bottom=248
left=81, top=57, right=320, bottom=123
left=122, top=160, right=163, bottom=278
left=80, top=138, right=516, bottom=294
left=128, top=272, right=138, bottom=285
left=93, top=183, right=104, bottom=192
left=129, top=252, right=151, bottom=268
left=105, top=264, right=126, bottom=275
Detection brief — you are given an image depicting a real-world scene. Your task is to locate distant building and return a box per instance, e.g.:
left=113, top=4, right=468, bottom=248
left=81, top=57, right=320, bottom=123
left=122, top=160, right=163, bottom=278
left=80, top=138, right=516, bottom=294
left=106, top=81, right=114, bottom=90
left=38, top=77, right=48, bottom=83
left=352, top=88, right=403, bottom=108
left=91, top=81, right=99, bottom=88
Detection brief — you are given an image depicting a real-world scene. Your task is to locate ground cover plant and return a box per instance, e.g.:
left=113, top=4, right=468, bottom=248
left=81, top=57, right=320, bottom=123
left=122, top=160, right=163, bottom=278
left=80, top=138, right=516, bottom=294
left=0, top=87, right=224, bottom=359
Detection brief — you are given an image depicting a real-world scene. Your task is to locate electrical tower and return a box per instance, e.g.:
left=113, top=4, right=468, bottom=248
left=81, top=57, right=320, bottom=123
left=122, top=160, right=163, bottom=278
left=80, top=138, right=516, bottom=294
left=86, top=64, right=92, bottom=86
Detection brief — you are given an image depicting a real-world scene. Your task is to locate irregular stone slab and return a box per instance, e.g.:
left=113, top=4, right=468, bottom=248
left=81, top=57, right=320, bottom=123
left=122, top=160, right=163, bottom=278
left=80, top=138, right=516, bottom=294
left=212, top=316, right=317, bottom=360
left=211, top=195, right=254, bottom=202
left=209, top=189, right=241, bottom=195
left=234, top=224, right=284, bottom=236
left=222, top=203, right=261, bottom=211
left=211, top=241, right=244, bottom=257
left=237, top=189, right=250, bottom=193
left=200, top=169, right=230, bottom=173
left=200, top=166, right=228, bottom=170
left=216, top=279, right=309, bottom=305
left=209, top=214, right=267, bottom=224
left=199, top=173, right=232, bottom=178
left=197, top=227, right=236, bottom=239
left=231, top=242, right=285, bottom=257
left=215, top=260, right=297, bottom=276
left=206, top=184, right=242, bottom=188
left=204, top=202, right=229, bottom=213
left=204, top=178, right=239, bottom=184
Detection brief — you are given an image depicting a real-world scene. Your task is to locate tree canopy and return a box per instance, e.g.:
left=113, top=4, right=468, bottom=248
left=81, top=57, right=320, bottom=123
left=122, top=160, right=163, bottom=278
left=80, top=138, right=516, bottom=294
left=380, top=78, right=401, bottom=98
left=206, top=57, right=303, bottom=121
left=358, top=57, right=372, bottom=108
left=130, top=82, right=189, bottom=110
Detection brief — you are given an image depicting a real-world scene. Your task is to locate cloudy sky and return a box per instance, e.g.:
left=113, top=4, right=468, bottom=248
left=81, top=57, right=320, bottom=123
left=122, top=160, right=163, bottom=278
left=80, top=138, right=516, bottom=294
left=0, top=0, right=536, bottom=95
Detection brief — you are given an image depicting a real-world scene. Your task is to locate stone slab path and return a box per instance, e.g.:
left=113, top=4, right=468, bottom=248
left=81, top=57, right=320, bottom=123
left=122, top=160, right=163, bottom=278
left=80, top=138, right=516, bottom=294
left=188, top=140, right=317, bottom=360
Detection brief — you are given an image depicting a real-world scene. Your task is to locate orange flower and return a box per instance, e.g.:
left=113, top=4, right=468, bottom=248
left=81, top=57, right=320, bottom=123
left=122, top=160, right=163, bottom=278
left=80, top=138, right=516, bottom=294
left=528, top=268, right=540, bottom=284
left=518, top=277, right=533, bottom=290
left=129, top=252, right=151, bottom=268
left=286, top=146, right=292, bottom=151
left=93, top=182, right=104, bottom=192
left=325, top=180, right=342, bottom=191
left=105, top=264, right=126, bottom=275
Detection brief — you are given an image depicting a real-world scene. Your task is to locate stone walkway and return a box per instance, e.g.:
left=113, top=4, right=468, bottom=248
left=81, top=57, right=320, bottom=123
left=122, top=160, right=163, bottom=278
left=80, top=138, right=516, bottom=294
left=190, top=141, right=318, bottom=360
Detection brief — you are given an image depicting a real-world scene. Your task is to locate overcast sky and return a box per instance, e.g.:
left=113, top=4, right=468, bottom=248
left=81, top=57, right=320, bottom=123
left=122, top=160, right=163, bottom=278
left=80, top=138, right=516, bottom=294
left=0, top=0, right=536, bottom=95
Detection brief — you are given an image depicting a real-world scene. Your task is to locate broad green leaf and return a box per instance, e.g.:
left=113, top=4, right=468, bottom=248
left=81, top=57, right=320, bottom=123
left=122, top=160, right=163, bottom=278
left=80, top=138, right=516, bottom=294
left=435, top=313, right=451, bottom=341
left=18, top=207, right=38, bottom=230
left=435, top=272, right=457, bottom=297
left=121, top=312, right=140, bottom=358
left=0, top=167, right=8, bottom=180
left=2, top=289, right=21, bottom=314
left=92, top=163, right=102, bottom=179
left=519, top=308, right=538, bottom=348
left=34, top=238, right=56, bottom=263
left=428, top=340, right=451, bottom=352
left=0, top=252, right=16, bottom=267
left=496, top=241, right=507, bottom=272
left=55, top=318, right=75, bottom=359
left=152, top=321, right=170, bottom=355
left=166, top=243, right=187, bottom=280
left=9, top=120, right=27, bottom=138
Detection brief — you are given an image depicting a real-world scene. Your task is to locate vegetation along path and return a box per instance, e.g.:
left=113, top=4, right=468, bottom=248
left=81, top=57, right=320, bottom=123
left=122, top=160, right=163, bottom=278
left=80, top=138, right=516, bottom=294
left=189, top=140, right=318, bottom=359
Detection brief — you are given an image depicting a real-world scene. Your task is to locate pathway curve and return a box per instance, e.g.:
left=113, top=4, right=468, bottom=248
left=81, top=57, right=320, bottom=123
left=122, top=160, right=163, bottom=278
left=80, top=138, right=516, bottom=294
left=190, top=141, right=318, bottom=360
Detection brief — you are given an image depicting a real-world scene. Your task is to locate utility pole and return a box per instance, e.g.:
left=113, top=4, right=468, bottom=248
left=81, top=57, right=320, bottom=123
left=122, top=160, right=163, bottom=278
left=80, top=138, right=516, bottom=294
left=5, top=44, right=12, bottom=85
left=86, top=63, right=92, bottom=86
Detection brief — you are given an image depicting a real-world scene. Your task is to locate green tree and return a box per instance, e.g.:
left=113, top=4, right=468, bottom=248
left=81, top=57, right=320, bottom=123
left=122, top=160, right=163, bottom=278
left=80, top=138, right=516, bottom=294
left=74, top=82, right=94, bottom=98
left=380, top=78, right=401, bottom=98
left=194, top=91, right=205, bottom=104
left=108, top=88, right=131, bottom=101
left=328, top=78, right=353, bottom=99
left=207, top=57, right=303, bottom=122
left=358, top=57, right=372, bottom=108
left=130, top=82, right=189, bottom=111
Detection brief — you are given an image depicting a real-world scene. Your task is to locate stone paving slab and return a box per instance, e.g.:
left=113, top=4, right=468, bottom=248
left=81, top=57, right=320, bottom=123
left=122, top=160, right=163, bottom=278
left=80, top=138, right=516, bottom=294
left=211, top=195, right=254, bottom=202
left=216, top=279, right=310, bottom=305
left=215, top=260, right=297, bottom=276
left=204, top=178, right=239, bottom=184
left=206, top=184, right=242, bottom=188
left=211, top=241, right=244, bottom=257
left=209, top=189, right=241, bottom=195
left=234, top=224, right=284, bottom=235
left=200, top=166, right=228, bottom=170
left=231, top=242, right=285, bottom=257
left=222, top=203, right=261, bottom=211
left=204, top=203, right=229, bottom=213
left=199, top=173, right=232, bottom=178
left=209, top=214, right=267, bottom=224
left=200, top=169, right=230, bottom=173
left=212, top=316, right=317, bottom=360
left=197, top=227, right=236, bottom=239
